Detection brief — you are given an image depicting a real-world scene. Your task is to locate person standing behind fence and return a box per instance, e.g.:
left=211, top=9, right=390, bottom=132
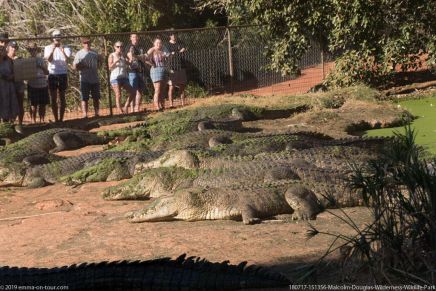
left=0, top=32, right=9, bottom=48
left=26, top=43, right=49, bottom=124
left=0, top=45, right=19, bottom=123
left=146, top=38, right=169, bottom=111
left=126, top=34, right=147, bottom=112
left=6, top=41, right=25, bottom=132
left=44, top=29, right=71, bottom=122
left=166, top=32, right=187, bottom=108
left=73, top=37, right=102, bottom=118
left=108, top=41, right=134, bottom=114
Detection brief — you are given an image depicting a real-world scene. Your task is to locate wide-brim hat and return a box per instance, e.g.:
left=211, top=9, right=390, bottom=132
left=52, top=29, right=62, bottom=38
left=0, top=32, right=9, bottom=41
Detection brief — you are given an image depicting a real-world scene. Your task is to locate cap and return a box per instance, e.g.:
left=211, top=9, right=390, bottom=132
left=80, top=37, right=90, bottom=43
left=7, top=41, right=18, bottom=49
left=0, top=32, right=9, bottom=41
left=52, top=30, right=62, bottom=38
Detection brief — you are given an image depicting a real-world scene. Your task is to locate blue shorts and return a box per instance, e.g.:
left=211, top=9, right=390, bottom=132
left=48, top=74, right=68, bottom=91
left=80, top=82, right=100, bottom=101
left=128, top=72, right=145, bottom=92
left=110, top=78, right=130, bottom=86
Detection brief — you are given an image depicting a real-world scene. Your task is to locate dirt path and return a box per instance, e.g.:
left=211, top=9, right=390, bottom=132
left=0, top=179, right=372, bottom=280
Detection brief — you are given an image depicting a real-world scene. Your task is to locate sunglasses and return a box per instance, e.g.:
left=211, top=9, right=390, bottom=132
left=83, top=41, right=90, bottom=44
left=115, top=45, right=122, bottom=48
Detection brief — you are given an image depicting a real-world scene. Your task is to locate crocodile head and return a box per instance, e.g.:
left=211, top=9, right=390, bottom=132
left=135, top=150, right=200, bottom=172
left=0, top=164, right=26, bottom=186
left=126, top=196, right=178, bottom=222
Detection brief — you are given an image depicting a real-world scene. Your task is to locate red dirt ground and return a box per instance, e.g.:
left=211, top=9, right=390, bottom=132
left=0, top=143, right=373, bottom=282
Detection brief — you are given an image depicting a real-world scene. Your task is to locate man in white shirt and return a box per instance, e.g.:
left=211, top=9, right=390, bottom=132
left=44, top=29, right=71, bottom=122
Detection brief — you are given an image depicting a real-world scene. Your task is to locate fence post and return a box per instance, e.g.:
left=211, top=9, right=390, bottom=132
left=103, top=36, right=113, bottom=116
left=226, top=27, right=234, bottom=95
left=321, top=49, right=325, bottom=80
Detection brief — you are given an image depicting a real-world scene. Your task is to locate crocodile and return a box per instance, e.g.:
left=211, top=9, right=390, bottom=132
left=4, top=150, right=163, bottom=188
left=126, top=179, right=361, bottom=224
left=0, top=128, right=108, bottom=178
left=136, top=144, right=381, bottom=173
left=104, top=158, right=349, bottom=201
left=0, top=254, right=291, bottom=290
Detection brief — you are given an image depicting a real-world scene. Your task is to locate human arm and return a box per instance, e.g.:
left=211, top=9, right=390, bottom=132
left=44, top=45, right=55, bottom=63
left=144, top=48, right=155, bottom=67
left=108, top=53, right=120, bottom=70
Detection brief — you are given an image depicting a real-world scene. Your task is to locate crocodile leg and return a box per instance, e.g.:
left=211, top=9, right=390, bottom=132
left=241, top=204, right=262, bottom=225
left=50, top=132, right=87, bottom=153
left=22, top=153, right=52, bottom=166
left=284, top=185, right=322, bottom=220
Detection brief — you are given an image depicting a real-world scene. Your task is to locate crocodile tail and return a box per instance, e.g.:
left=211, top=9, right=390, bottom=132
left=0, top=255, right=291, bottom=290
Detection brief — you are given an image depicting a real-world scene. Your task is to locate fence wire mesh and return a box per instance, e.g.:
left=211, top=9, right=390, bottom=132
left=8, top=25, right=327, bottom=123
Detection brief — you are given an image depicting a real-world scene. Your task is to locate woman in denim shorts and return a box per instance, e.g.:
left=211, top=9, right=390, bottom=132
left=108, top=41, right=135, bottom=114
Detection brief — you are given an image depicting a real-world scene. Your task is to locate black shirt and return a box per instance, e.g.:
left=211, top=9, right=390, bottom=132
left=126, top=44, right=146, bottom=73
left=166, top=41, right=186, bottom=70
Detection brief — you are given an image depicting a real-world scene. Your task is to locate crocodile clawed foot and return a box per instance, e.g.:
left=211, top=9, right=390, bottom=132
left=243, top=217, right=262, bottom=225
left=291, top=211, right=314, bottom=221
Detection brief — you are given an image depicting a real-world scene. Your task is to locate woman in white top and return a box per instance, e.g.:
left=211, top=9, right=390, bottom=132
left=108, top=41, right=135, bottom=114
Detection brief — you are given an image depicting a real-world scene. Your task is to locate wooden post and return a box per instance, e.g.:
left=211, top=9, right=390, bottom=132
left=103, top=36, right=113, bottom=116
left=226, top=27, right=234, bottom=95
left=321, top=49, right=325, bottom=80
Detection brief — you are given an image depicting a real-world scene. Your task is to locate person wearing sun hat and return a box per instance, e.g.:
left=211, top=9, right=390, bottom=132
left=73, top=36, right=102, bottom=118
left=27, top=43, right=49, bottom=123
left=0, top=32, right=9, bottom=48
left=0, top=42, right=19, bottom=123
left=44, top=29, right=72, bottom=122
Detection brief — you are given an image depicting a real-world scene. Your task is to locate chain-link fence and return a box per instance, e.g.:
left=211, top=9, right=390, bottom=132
left=9, top=25, right=327, bottom=123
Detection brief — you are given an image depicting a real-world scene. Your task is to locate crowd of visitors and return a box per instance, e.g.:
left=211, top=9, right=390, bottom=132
left=0, top=29, right=188, bottom=128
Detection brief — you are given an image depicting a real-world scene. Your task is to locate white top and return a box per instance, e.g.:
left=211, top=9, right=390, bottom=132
left=109, top=53, right=128, bottom=81
left=27, top=57, right=48, bottom=88
left=44, top=44, right=72, bottom=75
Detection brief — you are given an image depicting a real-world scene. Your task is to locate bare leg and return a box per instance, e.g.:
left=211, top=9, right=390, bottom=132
left=153, top=82, right=161, bottom=110
left=38, top=105, right=46, bottom=123
left=49, top=89, right=59, bottom=122
left=134, top=91, right=141, bottom=112
left=112, top=84, right=123, bottom=114
left=93, top=98, right=99, bottom=117
left=59, top=90, right=66, bottom=122
left=122, top=84, right=135, bottom=113
left=81, top=100, right=88, bottom=118
left=179, top=84, right=186, bottom=106
left=159, top=81, right=166, bottom=110
left=30, top=105, right=37, bottom=124
left=168, top=85, right=174, bottom=108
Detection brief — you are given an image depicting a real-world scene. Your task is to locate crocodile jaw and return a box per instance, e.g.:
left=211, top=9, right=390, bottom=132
left=127, top=196, right=179, bottom=222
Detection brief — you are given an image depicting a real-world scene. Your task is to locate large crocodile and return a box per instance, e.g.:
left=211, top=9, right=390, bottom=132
left=4, top=151, right=163, bottom=187
left=104, top=159, right=348, bottom=201
left=126, top=179, right=361, bottom=224
left=0, top=128, right=108, bottom=181
left=136, top=144, right=381, bottom=173
left=0, top=254, right=291, bottom=290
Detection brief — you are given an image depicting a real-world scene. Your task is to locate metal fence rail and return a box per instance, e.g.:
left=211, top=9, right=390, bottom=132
left=8, top=25, right=326, bottom=122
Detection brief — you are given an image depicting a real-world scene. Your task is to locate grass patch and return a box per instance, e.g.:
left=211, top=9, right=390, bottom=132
left=365, top=91, right=436, bottom=154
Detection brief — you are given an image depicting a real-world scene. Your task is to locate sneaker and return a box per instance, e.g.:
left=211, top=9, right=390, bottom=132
left=14, top=124, right=24, bottom=134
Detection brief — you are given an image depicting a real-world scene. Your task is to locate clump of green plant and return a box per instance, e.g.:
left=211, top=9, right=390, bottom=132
left=307, top=126, right=436, bottom=284
left=146, top=104, right=265, bottom=140
left=0, top=122, right=15, bottom=139
left=320, top=94, right=346, bottom=109
left=185, top=81, right=209, bottom=98
left=61, top=158, right=130, bottom=185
